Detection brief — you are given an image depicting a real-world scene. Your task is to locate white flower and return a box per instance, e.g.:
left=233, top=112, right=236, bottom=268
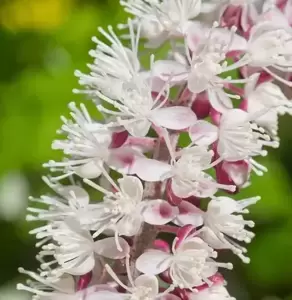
left=202, top=196, right=260, bottom=263
left=17, top=270, right=106, bottom=300
left=26, top=177, right=102, bottom=234
left=131, top=146, right=236, bottom=197
left=96, top=269, right=179, bottom=300
left=84, top=175, right=178, bottom=238
left=217, top=109, right=279, bottom=162
left=120, top=0, right=202, bottom=48
left=44, top=102, right=134, bottom=180
left=136, top=236, right=233, bottom=289
left=96, top=77, right=197, bottom=137
left=37, top=220, right=129, bottom=279
left=244, top=80, right=292, bottom=137
left=74, top=20, right=141, bottom=99
left=188, top=284, right=235, bottom=300
left=247, top=20, right=292, bottom=68
left=189, top=109, right=279, bottom=174
left=152, top=26, right=250, bottom=112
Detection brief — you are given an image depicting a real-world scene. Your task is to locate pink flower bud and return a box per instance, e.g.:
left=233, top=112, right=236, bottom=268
left=110, top=131, right=128, bottom=148
left=77, top=272, right=92, bottom=291
left=191, top=92, right=211, bottom=119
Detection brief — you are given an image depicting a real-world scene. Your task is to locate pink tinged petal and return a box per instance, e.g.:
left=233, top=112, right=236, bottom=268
left=110, top=131, right=128, bottom=149
left=136, top=250, right=172, bottom=275
left=130, top=156, right=172, bottom=182
left=77, top=272, right=92, bottom=291
left=174, top=201, right=204, bottom=227
left=186, top=22, right=207, bottom=52
left=142, top=200, right=179, bottom=225
left=116, top=214, right=143, bottom=236
left=222, top=160, right=250, bottom=186
left=150, top=107, right=197, bottom=130
left=191, top=92, right=211, bottom=119
left=175, top=225, right=197, bottom=249
left=153, top=60, right=189, bottom=83
left=74, top=161, right=103, bottom=179
left=94, top=237, right=130, bottom=259
left=210, top=108, right=221, bottom=126
left=57, top=185, right=89, bottom=207
left=118, top=176, right=143, bottom=202
left=189, top=121, right=218, bottom=146
left=207, top=88, right=233, bottom=114
left=166, top=179, right=183, bottom=206
left=153, top=239, right=171, bottom=253
left=108, top=147, right=136, bottom=173
left=134, top=275, right=159, bottom=296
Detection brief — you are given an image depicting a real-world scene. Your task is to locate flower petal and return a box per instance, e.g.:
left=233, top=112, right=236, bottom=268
left=153, top=60, right=189, bottom=83
left=174, top=201, right=204, bottom=227
left=142, top=200, right=179, bottom=225
left=189, top=120, right=218, bottom=146
left=57, top=185, right=90, bottom=207
left=86, top=291, right=123, bottom=300
left=74, top=161, right=103, bottom=179
left=116, top=213, right=143, bottom=236
left=208, top=197, right=238, bottom=215
left=208, top=88, right=233, bottom=113
left=65, top=254, right=95, bottom=276
left=123, top=119, right=152, bottom=137
left=136, top=250, right=172, bottom=275
left=130, top=156, right=172, bottom=182
left=134, top=275, right=159, bottom=297
left=150, top=107, right=197, bottom=130
left=94, top=237, right=129, bottom=259
left=118, top=176, right=143, bottom=203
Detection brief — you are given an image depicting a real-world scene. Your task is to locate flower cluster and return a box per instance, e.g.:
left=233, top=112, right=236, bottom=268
left=18, top=0, right=292, bottom=299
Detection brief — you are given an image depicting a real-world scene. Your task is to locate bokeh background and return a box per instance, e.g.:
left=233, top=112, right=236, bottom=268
left=0, top=1, right=292, bottom=300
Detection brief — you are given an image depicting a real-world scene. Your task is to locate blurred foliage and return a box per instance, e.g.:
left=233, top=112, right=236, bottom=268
left=0, top=1, right=291, bottom=300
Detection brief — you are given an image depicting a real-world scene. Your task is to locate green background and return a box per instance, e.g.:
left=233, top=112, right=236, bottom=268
left=0, top=1, right=291, bottom=299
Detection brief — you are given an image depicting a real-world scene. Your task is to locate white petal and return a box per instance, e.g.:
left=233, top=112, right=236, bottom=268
left=65, top=255, right=95, bottom=275
left=212, top=28, right=247, bottom=51
left=136, top=250, right=172, bottom=275
left=94, top=237, right=129, bottom=259
left=124, top=119, right=151, bottom=137
left=150, top=107, right=197, bottom=130
left=188, top=72, right=209, bottom=94
left=86, top=291, right=123, bottom=300
left=207, top=88, right=233, bottom=113
left=142, top=200, right=178, bottom=225
left=74, top=161, right=103, bottom=179
left=116, top=214, right=143, bottom=236
left=118, top=176, right=143, bottom=203
left=208, top=197, right=238, bottom=215
left=189, top=120, right=218, bottom=146
left=171, top=178, right=193, bottom=198
left=153, top=60, right=189, bottom=83
left=57, top=185, right=89, bottom=207
left=134, top=275, right=159, bottom=297
left=174, top=201, right=204, bottom=227
left=130, top=157, right=172, bottom=182
left=200, top=227, right=227, bottom=250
